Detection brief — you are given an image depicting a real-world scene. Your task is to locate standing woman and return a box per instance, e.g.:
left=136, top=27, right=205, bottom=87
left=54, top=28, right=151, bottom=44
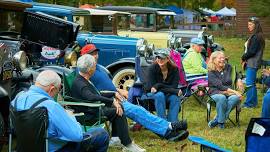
left=146, top=49, right=182, bottom=122
left=242, top=17, right=265, bottom=108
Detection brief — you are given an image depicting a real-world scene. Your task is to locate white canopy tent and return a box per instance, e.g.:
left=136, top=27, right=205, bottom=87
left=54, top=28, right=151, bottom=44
left=216, top=7, right=236, bottom=16
left=199, top=8, right=216, bottom=15
left=230, top=7, right=236, bottom=13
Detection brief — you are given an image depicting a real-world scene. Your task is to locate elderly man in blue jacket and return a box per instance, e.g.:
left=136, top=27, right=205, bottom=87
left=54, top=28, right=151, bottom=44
left=11, top=70, right=109, bottom=152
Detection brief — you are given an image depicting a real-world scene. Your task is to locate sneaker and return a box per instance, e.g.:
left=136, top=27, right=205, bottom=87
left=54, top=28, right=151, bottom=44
left=122, top=142, right=146, bottom=152
left=164, top=130, right=189, bottom=141
left=171, top=120, right=188, bottom=131
left=208, top=119, right=218, bottom=128
left=109, top=137, right=122, bottom=148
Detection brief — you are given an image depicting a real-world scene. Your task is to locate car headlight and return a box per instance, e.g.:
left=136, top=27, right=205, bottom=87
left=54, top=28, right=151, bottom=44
left=208, top=35, right=214, bottom=44
left=64, top=51, right=77, bottom=66
left=13, top=51, right=27, bottom=70
left=136, top=39, right=147, bottom=55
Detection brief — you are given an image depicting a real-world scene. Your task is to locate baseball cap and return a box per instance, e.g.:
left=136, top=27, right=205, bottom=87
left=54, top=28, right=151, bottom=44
left=80, top=44, right=100, bottom=55
left=190, top=38, right=205, bottom=45
left=154, top=48, right=170, bottom=59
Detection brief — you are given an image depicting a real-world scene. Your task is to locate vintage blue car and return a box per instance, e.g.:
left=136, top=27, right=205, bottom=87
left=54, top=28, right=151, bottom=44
left=27, top=3, right=152, bottom=90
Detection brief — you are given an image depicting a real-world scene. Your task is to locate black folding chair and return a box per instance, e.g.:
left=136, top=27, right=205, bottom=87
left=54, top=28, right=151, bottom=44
left=9, top=98, right=49, bottom=152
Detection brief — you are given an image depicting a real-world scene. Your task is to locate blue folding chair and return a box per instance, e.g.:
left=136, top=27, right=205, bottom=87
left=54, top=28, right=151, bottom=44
left=189, top=135, right=231, bottom=152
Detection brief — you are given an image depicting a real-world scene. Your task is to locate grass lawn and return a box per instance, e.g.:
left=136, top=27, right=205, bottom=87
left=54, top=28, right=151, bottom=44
left=109, top=37, right=270, bottom=152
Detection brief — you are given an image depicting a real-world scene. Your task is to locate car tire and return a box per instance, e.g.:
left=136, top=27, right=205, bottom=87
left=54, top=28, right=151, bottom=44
left=112, top=67, right=135, bottom=90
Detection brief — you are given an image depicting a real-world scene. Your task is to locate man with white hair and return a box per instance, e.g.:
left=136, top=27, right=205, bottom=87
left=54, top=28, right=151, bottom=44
left=71, top=54, right=146, bottom=152
left=11, top=70, right=109, bottom=152
left=182, top=38, right=207, bottom=74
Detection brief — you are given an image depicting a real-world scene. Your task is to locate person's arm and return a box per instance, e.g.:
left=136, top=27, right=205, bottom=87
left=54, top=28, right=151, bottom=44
left=242, top=35, right=260, bottom=61
left=51, top=103, right=83, bottom=142
left=185, top=52, right=207, bottom=74
left=80, top=85, right=113, bottom=104
left=146, top=65, right=158, bottom=91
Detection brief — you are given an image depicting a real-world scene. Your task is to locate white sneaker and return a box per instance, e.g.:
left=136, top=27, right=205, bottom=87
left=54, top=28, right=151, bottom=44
left=122, top=142, right=146, bottom=152
left=109, top=137, right=122, bottom=148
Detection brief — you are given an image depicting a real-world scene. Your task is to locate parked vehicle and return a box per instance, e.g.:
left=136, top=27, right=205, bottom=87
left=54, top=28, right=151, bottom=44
left=167, top=27, right=224, bottom=59
left=98, top=6, right=176, bottom=48
left=0, top=1, right=79, bottom=149
left=27, top=3, right=153, bottom=90
left=83, top=8, right=130, bottom=35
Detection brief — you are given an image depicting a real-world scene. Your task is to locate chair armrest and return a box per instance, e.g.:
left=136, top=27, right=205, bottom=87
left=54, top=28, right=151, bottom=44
left=64, top=96, right=102, bottom=104
left=100, top=90, right=116, bottom=97
left=59, top=101, right=105, bottom=108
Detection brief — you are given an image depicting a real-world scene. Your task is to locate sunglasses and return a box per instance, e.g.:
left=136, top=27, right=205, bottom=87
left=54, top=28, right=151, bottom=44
left=156, top=56, right=166, bottom=60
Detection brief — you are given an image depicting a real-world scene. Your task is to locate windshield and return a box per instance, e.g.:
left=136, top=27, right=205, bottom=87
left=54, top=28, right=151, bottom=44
left=0, top=10, right=24, bottom=33
left=157, top=15, right=172, bottom=29
left=73, top=15, right=91, bottom=32
left=130, top=14, right=154, bottom=29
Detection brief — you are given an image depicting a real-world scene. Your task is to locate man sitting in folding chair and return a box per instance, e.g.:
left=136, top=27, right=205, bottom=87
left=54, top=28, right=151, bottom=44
left=71, top=54, right=147, bottom=152
left=79, top=45, right=188, bottom=142
left=182, top=38, right=208, bottom=75
left=208, top=51, right=244, bottom=129
left=11, top=70, right=109, bottom=152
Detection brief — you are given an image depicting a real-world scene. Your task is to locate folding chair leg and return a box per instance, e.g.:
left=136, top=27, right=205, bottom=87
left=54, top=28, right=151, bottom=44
left=206, top=103, right=211, bottom=122
left=8, top=133, right=12, bottom=152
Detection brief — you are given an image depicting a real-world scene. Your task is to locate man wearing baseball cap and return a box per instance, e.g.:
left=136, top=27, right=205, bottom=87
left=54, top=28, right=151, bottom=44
left=182, top=38, right=207, bottom=74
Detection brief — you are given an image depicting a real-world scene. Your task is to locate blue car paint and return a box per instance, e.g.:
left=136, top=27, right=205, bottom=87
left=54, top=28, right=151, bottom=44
left=26, top=3, right=140, bottom=71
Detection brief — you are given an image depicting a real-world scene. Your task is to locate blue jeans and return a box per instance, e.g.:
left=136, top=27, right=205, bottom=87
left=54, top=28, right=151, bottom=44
left=211, top=94, right=240, bottom=123
left=244, top=67, right=258, bottom=107
left=123, top=101, right=169, bottom=136
left=261, top=89, right=270, bottom=118
left=59, top=128, right=109, bottom=152
left=147, top=92, right=180, bottom=122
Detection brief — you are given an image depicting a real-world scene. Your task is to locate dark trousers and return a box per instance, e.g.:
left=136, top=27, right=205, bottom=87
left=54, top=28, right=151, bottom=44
left=57, top=128, right=109, bottom=152
left=102, top=106, right=132, bottom=146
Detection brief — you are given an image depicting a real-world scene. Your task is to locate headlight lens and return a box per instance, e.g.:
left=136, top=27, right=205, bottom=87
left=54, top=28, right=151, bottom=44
left=64, top=51, right=77, bottom=66
left=136, top=39, right=147, bottom=55
left=13, top=51, right=27, bottom=70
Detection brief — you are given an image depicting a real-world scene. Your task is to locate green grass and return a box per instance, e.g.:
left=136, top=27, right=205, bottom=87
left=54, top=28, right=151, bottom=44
left=109, top=37, right=270, bottom=152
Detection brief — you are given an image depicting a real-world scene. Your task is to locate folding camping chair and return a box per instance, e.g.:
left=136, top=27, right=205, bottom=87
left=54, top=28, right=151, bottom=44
left=245, top=118, right=270, bottom=152
left=189, top=135, right=231, bottom=152
left=60, top=71, right=107, bottom=131
left=9, top=98, right=49, bottom=152
left=206, top=65, right=252, bottom=126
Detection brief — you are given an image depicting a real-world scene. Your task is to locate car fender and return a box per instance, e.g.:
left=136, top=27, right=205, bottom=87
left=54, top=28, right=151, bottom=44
left=106, top=58, right=135, bottom=75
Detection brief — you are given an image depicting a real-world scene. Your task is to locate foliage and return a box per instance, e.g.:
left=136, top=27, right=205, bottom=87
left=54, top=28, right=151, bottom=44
left=249, top=0, right=270, bottom=18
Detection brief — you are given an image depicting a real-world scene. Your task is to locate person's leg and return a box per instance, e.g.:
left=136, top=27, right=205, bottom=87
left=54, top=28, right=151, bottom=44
left=167, top=94, right=180, bottom=122
left=152, top=91, right=166, bottom=120
left=211, top=94, right=227, bottom=123
left=244, top=67, right=258, bottom=107
left=262, top=90, right=270, bottom=118
left=122, top=101, right=169, bottom=136
left=225, top=95, right=240, bottom=120
left=57, top=128, right=109, bottom=152
left=81, top=128, right=110, bottom=152
left=102, top=107, right=132, bottom=146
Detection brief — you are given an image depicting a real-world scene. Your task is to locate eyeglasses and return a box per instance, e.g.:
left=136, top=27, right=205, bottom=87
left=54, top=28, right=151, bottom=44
left=249, top=17, right=259, bottom=22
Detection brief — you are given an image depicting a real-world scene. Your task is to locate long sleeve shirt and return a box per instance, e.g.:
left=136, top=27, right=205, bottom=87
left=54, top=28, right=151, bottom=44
left=11, top=85, right=83, bottom=152
left=242, top=34, right=264, bottom=68
left=71, top=74, right=113, bottom=105
left=208, top=64, right=233, bottom=95
left=146, top=63, right=180, bottom=94
left=182, top=48, right=208, bottom=74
